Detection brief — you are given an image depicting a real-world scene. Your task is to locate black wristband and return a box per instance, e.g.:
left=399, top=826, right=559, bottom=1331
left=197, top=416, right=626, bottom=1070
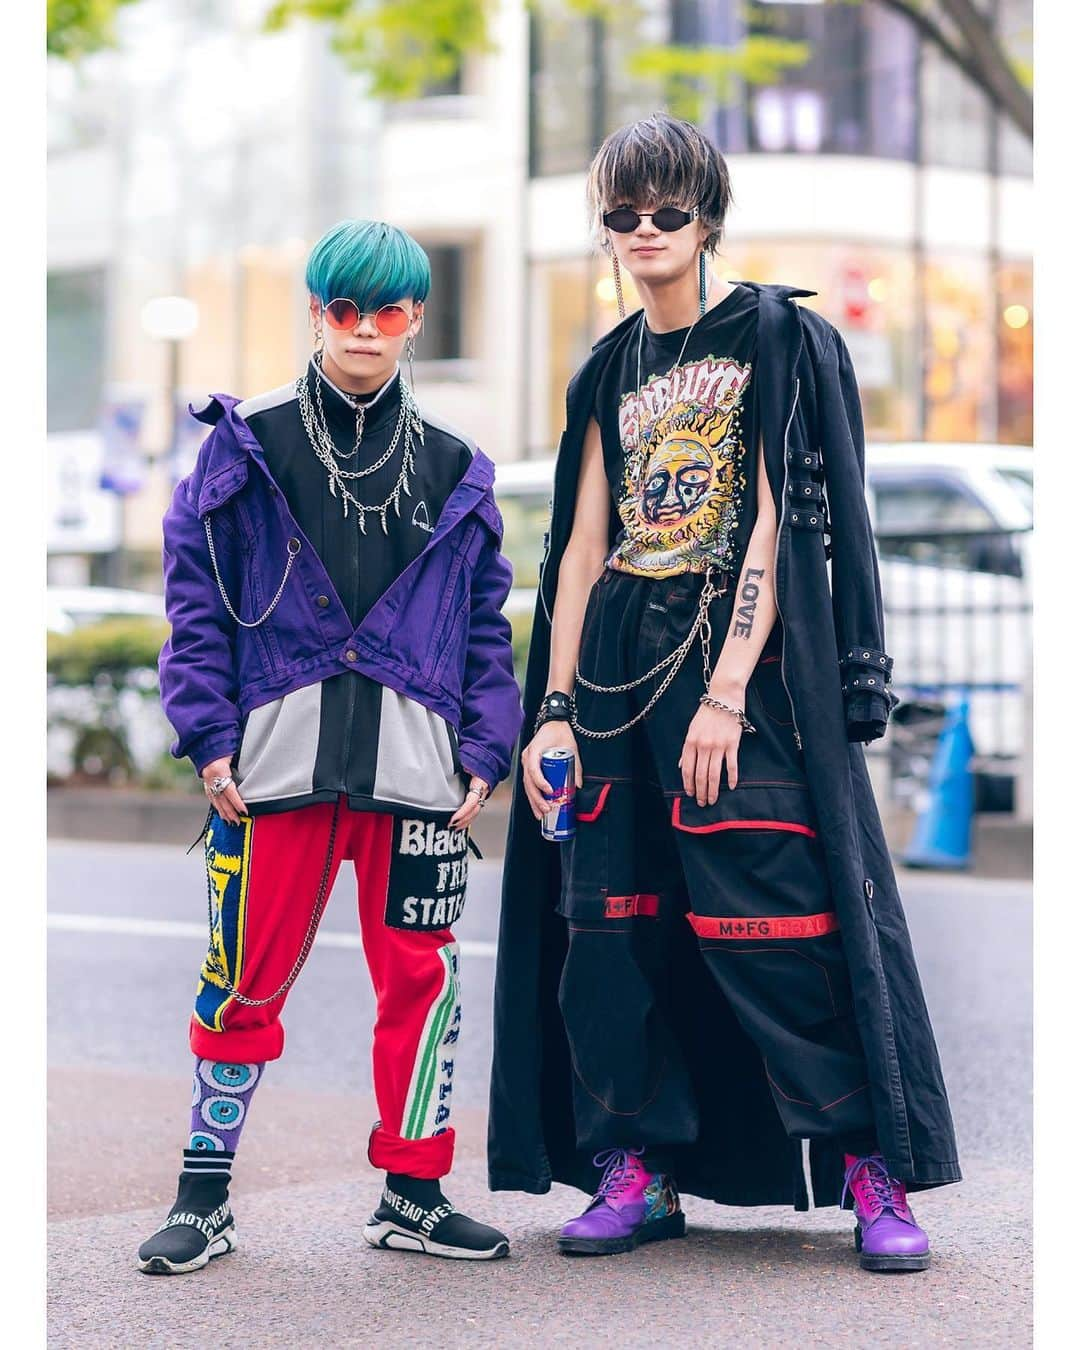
left=535, top=690, right=573, bottom=732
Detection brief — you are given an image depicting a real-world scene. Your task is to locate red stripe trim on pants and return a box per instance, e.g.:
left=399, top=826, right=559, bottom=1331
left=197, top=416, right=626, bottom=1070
left=687, top=911, right=840, bottom=940
left=603, top=893, right=660, bottom=919
left=671, top=798, right=817, bottom=836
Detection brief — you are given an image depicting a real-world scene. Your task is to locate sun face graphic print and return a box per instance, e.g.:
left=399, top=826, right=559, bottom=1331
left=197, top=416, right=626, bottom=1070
left=608, top=355, right=753, bottom=578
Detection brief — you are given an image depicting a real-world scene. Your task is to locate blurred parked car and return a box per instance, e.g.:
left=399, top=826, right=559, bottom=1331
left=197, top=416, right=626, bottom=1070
left=866, top=444, right=1031, bottom=768
left=47, top=586, right=165, bottom=635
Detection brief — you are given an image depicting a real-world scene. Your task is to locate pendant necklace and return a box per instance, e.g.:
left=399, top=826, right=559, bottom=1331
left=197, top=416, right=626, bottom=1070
left=634, top=273, right=714, bottom=459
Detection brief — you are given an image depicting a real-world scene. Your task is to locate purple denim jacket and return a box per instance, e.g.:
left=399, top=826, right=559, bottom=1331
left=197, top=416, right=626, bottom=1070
left=159, top=394, right=523, bottom=788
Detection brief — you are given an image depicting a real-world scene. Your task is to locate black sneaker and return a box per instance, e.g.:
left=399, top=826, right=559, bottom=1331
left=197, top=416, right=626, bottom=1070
left=137, top=1173, right=237, bottom=1275
left=362, top=1175, right=510, bottom=1261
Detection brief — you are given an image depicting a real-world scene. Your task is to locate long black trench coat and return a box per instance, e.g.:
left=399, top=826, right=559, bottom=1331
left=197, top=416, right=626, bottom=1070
left=488, top=282, right=961, bottom=1209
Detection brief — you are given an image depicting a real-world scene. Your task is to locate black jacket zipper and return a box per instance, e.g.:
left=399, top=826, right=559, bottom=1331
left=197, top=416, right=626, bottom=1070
left=773, top=376, right=804, bottom=750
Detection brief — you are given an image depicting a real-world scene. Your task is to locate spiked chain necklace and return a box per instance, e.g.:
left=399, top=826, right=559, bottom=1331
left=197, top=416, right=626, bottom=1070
left=296, top=356, right=424, bottom=535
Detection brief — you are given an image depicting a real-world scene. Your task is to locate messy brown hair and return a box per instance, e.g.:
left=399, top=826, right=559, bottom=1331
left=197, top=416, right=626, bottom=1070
left=586, top=112, right=733, bottom=256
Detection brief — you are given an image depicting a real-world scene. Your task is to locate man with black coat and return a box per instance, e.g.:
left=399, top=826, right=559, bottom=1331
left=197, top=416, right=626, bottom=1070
left=489, top=114, right=960, bottom=1273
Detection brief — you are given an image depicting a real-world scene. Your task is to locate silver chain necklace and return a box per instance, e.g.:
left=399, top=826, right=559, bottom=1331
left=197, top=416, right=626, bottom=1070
left=296, top=361, right=425, bottom=535
left=634, top=274, right=713, bottom=459
left=311, top=355, right=366, bottom=460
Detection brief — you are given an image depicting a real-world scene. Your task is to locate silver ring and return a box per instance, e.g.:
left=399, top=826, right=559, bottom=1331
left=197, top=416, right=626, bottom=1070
left=209, top=775, right=234, bottom=797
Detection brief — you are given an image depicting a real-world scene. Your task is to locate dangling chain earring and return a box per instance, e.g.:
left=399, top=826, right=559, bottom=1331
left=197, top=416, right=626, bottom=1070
left=699, top=250, right=708, bottom=317
left=313, top=318, right=324, bottom=355
left=405, top=333, right=417, bottom=390
left=612, top=251, right=626, bottom=321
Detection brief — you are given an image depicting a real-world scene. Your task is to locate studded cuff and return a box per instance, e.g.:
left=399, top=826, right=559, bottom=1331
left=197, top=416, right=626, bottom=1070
left=839, top=646, right=896, bottom=742
left=837, top=645, right=891, bottom=675
left=534, top=690, right=573, bottom=733
left=840, top=645, right=894, bottom=681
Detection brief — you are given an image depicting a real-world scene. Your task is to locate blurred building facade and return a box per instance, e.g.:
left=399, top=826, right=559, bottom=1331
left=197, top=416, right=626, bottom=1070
left=47, top=0, right=1031, bottom=586
left=527, top=0, right=1033, bottom=456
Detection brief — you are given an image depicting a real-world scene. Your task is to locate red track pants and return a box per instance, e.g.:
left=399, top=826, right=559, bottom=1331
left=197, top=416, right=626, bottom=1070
left=189, top=795, right=466, bottom=1178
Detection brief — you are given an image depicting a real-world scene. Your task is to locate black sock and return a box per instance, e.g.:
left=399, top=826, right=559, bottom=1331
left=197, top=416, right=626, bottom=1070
left=839, top=1134, right=879, bottom=1159
left=641, top=1149, right=675, bottom=1178
left=183, top=1147, right=235, bottom=1179
left=385, top=1172, right=446, bottom=1207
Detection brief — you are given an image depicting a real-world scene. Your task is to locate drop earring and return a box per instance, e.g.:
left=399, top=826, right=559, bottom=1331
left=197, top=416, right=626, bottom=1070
left=612, top=252, right=626, bottom=321
left=699, top=251, right=708, bottom=317
left=313, top=323, right=324, bottom=356
left=405, top=333, right=416, bottom=389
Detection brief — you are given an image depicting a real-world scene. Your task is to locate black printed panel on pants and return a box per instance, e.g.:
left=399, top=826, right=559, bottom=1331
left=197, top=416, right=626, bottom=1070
left=385, top=817, right=470, bottom=931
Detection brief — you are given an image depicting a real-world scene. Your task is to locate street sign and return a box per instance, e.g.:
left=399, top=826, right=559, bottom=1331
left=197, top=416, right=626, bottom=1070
left=47, top=431, right=122, bottom=554
left=840, top=264, right=870, bottom=325
left=99, top=393, right=147, bottom=496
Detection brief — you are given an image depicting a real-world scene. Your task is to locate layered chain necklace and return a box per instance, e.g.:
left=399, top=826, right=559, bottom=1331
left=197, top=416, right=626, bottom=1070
left=296, top=355, right=424, bottom=535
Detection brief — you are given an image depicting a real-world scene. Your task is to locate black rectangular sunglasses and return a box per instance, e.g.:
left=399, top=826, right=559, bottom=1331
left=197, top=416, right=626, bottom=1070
left=602, top=205, right=700, bottom=233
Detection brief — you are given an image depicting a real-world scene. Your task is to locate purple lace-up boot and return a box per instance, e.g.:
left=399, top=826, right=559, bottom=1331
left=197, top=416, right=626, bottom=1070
left=843, top=1152, right=931, bottom=1272
left=558, top=1148, right=685, bottom=1256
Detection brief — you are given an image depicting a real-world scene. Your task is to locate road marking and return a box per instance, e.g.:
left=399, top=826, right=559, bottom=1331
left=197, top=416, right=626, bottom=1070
left=47, top=912, right=497, bottom=959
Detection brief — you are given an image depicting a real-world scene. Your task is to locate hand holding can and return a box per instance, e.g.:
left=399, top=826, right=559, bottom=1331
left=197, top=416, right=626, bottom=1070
left=540, top=749, right=577, bottom=840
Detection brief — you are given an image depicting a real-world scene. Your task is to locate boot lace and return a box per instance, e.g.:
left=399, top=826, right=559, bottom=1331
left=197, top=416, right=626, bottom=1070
left=841, top=1153, right=905, bottom=1217
left=592, top=1147, right=645, bottom=1204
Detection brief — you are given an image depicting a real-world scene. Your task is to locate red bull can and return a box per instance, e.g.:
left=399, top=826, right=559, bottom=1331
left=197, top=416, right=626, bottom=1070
left=540, top=748, right=576, bottom=841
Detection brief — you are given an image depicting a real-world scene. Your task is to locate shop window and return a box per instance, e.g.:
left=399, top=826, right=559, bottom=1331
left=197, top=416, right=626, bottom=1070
left=997, top=261, right=1033, bottom=445
left=530, top=5, right=598, bottom=177
left=752, top=86, right=825, bottom=153
left=48, top=269, right=107, bottom=433
left=721, top=240, right=919, bottom=441
left=920, top=44, right=991, bottom=172
left=923, top=255, right=994, bottom=442
left=416, top=244, right=467, bottom=362
left=745, top=1, right=916, bottom=161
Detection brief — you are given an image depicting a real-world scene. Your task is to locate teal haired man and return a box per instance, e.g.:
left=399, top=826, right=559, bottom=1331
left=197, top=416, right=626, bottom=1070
left=138, top=220, right=521, bottom=1273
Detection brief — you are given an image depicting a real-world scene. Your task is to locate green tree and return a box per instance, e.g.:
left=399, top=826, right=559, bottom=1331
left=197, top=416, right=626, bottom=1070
left=265, top=1, right=809, bottom=104
left=267, top=1, right=1033, bottom=140
left=47, top=1, right=1031, bottom=143
left=46, top=0, right=140, bottom=60
left=265, top=0, right=498, bottom=99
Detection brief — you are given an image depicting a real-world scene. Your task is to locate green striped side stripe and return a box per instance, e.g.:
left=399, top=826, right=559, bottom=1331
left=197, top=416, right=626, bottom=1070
left=404, top=945, right=459, bottom=1140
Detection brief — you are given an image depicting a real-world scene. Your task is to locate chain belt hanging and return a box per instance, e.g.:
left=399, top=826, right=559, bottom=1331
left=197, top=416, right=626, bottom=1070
left=201, top=797, right=341, bottom=1007
left=571, top=570, right=726, bottom=740
left=203, top=517, right=300, bottom=629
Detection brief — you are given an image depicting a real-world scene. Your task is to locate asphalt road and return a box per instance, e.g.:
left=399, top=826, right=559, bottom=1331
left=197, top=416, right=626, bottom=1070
left=47, top=839, right=1031, bottom=1347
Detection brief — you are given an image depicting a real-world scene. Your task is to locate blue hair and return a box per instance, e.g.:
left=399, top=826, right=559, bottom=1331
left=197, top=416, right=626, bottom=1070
left=305, top=220, right=431, bottom=309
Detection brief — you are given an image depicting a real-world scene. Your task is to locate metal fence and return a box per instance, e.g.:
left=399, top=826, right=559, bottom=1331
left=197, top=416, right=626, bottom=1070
left=870, top=525, right=1032, bottom=810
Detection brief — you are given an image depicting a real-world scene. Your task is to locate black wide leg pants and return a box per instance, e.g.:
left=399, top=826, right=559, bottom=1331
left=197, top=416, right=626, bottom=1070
left=558, top=568, right=876, bottom=1161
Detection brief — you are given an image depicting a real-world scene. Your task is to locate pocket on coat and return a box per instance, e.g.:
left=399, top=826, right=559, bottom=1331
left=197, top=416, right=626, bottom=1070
left=747, top=658, right=795, bottom=728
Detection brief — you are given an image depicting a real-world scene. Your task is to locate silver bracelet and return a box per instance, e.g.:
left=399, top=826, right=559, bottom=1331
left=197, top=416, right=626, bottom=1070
left=698, top=694, right=756, bottom=734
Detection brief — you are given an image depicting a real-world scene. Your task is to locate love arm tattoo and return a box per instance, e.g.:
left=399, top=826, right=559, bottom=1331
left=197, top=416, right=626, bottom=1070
left=732, top=566, right=765, bottom=639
